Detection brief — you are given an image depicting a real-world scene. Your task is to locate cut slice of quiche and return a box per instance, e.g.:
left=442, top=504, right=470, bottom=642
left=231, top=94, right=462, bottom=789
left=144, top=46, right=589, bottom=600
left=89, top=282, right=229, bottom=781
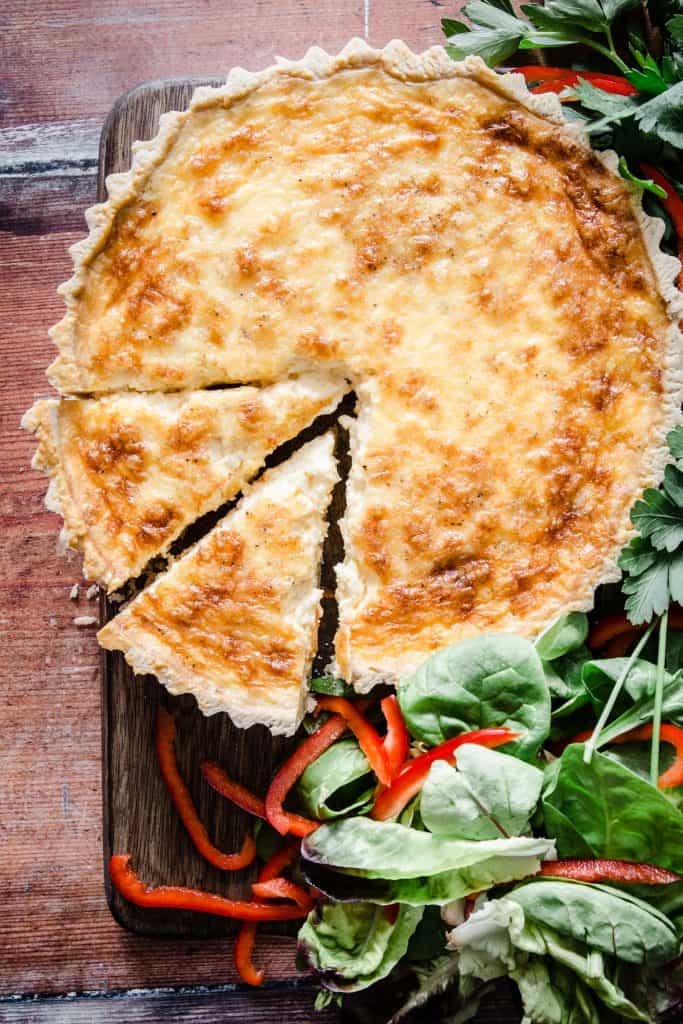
left=23, top=373, right=345, bottom=591
left=98, top=432, right=338, bottom=734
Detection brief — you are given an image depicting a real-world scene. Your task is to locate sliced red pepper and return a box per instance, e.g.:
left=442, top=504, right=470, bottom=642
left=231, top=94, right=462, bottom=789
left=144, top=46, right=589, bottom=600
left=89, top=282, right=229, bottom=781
left=614, top=724, right=683, bottom=788
left=381, top=695, right=410, bottom=779
left=251, top=878, right=313, bottom=909
left=109, top=854, right=307, bottom=920
left=156, top=707, right=255, bottom=871
left=640, top=164, right=683, bottom=288
left=201, top=759, right=316, bottom=838
left=517, top=66, right=637, bottom=96
left=588, top=607, right=683, bottom=651
left=235, top=838, right=302, bottom=987
left=315, top=697, right=392, bottom=786
left=603, top=630, right=641, bottom=657
left=560, top=723, right=683, bottom=788
left=540, top=858, right=680, bottom=884
left=264, top=714, right=348, bottom=836
left=235, top=922, right=263, bottom=986
left=588, top=612, right=639, bottom=650
left=371, top=727, right=519, bottom=821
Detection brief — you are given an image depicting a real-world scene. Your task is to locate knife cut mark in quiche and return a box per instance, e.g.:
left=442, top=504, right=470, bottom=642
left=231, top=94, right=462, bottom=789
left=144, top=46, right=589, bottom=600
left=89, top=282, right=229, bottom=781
left=28, top=40, right=681, bottom=717
left=98, top=433, right=338, bottom=734
left=23, top=374, right=346, bottom=592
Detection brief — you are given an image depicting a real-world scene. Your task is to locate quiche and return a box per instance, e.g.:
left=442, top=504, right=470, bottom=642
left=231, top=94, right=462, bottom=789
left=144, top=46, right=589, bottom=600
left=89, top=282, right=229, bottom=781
left=23, top=374, right=345, bottom=591
left=28, top=40, right=681, bottom=715
left=98, top=433, right=338, bottom=734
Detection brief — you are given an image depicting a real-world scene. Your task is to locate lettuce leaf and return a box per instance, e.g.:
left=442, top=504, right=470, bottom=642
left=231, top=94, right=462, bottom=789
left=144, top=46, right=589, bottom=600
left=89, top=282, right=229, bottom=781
left=297, top=900, right=423, bottom=992
left=450, top=883, right=676, bottom=1023
left=420, top=745, right=543, bottom=840
left=301, top=817, right=554, bottom=906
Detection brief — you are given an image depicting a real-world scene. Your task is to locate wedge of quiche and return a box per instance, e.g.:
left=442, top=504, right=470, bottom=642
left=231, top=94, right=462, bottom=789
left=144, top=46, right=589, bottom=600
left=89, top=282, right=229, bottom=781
left=23, top=374, right=345, bottom=591
left=28, top=40, right=682, bottom=715
left=98, top=433, right=338, bottom=734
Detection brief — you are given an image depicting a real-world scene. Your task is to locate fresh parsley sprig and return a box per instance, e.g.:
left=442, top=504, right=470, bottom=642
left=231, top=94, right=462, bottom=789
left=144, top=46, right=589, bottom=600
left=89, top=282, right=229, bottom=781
left=620, top=426, right=683, bottom=625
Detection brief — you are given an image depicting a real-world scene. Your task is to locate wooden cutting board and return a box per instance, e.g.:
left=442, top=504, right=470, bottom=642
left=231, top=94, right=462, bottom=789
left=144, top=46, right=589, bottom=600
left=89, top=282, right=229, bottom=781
left=99, top=76, right=521, bottom=1022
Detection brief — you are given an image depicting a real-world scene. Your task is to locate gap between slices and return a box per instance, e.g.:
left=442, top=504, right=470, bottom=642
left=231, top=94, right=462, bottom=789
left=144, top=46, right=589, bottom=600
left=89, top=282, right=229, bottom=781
left=26, top=42, right=683, bottom=728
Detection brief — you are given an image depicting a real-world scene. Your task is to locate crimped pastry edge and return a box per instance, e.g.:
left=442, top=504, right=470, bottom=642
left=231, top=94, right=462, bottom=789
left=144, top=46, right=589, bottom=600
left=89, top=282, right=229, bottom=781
left=41, top=37, right=682, bottom=688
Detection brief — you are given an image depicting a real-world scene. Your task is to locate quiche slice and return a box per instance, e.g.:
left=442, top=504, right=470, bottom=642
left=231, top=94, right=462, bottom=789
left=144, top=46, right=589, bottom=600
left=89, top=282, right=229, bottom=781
left=98, top=432, right=338, bottom=734
left=23, top=373, right=345, bottom=591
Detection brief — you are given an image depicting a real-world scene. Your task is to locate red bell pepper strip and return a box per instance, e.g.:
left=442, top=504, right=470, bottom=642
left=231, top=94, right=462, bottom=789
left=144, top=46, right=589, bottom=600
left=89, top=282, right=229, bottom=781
left=560, top=723, right=683, bottom=788
left=109, top=854, right=308, bottom=920
left=264, top=714, right=348, bottom=836
left=603, top=631, right=641, bottom=657
left=251, top=878, right=313, bottom=909
left=516, top=66, right=637, bottom=95
left=201, top=760, right=316, bottom=838
left=540, top=858, right=680, bottom=884
left=234, top=922, right=263, bottom=986
left=156, top=707, right=255, bottom=871
left=381, top=696, right=410, bottom=779
left=235, top=838, right=302, bottom=987
left=371, top=727, right=519, bottom=821
left=641, top=164, right=683, bottom=288
left=588, top=608, right=683, bottom=651
left=315, top=697, right=392, bottom=786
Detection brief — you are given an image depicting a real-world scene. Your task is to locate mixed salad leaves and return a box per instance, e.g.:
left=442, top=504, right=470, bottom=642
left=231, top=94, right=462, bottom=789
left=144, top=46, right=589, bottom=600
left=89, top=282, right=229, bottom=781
left=106, top=4, right=683, bottom=1021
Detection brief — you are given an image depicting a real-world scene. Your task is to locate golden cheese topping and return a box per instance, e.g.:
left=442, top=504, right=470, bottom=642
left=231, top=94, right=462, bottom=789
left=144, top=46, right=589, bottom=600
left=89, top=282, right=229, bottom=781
left=41, top=52, right=677, bottom=696
left=23, top=375, right=344, bottom=591
left=98, top=434, right=338, bottom=734
left=50, top=69, right=670, bottom=396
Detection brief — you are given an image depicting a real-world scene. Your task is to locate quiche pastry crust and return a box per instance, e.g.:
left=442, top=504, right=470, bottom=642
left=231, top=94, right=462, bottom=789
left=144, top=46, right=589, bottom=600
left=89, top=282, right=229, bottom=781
left=38, top=39, right=683, bottom=696
left=23, top=373, right=346, bottom=592
left=98, top=433, right=338, bottom=734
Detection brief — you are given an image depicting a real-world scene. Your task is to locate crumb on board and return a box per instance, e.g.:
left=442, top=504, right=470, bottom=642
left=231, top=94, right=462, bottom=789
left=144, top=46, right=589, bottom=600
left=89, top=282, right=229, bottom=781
left=86, top=584, right=99, bottom=600
left=69, top=584, right=79, bottom=600
left=73, top=615, right=98, bottom=627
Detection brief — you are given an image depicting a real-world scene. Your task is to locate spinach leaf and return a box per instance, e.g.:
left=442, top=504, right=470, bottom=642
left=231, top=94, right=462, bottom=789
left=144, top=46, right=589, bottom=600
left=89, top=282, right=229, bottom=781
left=535, top=612, right=588, bottom=661
left=397, top=635, right=550, bottom=761
left=297, top=738, right=374, bottom=820
left=297, top=900, right=423, bottom=992
left=421, top=745, right=543, bottom=840
left=310, top=675, right=355, bottom=697
left=542, top=743, right=683, bottom=872
left=580, top=658, right=683, bottom=742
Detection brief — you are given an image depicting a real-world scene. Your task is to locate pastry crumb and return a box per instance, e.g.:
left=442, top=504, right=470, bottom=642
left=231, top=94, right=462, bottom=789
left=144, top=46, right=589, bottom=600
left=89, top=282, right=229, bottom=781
left=86, top=584, right=99, bottom=600
left=73, top=615, right=98, bottom=626
left=69, top=584, right=79, bottom=600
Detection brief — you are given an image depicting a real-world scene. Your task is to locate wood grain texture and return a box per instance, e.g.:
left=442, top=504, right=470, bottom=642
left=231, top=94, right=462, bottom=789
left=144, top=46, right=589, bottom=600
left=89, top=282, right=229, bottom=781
left=2, top=0, right=512, bottom=1017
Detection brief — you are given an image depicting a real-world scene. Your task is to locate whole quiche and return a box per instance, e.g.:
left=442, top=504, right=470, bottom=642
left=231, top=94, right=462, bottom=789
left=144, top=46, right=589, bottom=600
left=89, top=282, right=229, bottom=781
left=24, top=40, right=682, bottom=732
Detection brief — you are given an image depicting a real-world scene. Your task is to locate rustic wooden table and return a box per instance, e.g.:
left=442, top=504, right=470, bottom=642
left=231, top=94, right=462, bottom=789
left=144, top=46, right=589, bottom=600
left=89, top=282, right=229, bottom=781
left=0, top=2, right=493, bottom=1021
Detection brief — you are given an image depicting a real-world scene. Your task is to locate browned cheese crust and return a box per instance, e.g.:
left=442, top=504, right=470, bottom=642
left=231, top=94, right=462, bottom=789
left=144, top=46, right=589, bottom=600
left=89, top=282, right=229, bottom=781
left=41, top=52, right=678, bottom=690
